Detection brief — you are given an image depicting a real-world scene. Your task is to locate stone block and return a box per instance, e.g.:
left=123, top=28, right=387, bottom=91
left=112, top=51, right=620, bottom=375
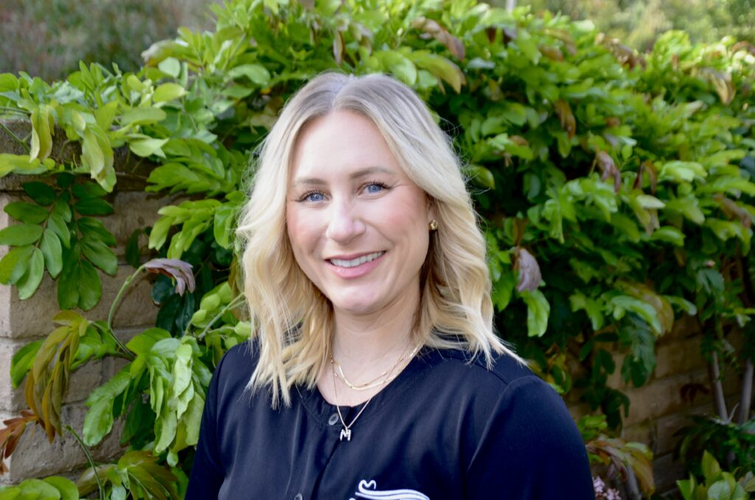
left=107, top=191, right=175, bottom=260
left=654, top=337, right=706, bottom=379
left=0, top=402, right=124, bottom=483
left=652, top=452, right=688, bottom=494
left=0, top=265, right=158, bottom=340
left=0, top=338, right=38, bottom=412
left=622, top=368, right=710, bottom=427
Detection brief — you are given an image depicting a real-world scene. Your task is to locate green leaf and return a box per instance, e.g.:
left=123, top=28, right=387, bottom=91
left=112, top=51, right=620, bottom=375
left=47, top=214, right=71, bottom=248
left=154, top=408, right=178, bottom=454
left=665, top=296, right=697, bottom=316
left=40, top=229, right=63, bottom=278
left=611, top=295, right=662, bottom=334
left=30, top=105, right=53, bottom=162
left=126, top=229, right=142, bottom=268
left=78, top=261, right=102, bottom=310
left=635, top=194, right=665, bottom=209
left=78, top=217, right=116, bottom=245
left=409, top=51, right=465, bottom=93
left=81, top=128, right=105, bottom=178
left=659, top=161, right=707, bottom=183
left=158, top=57, right=181, bottom=78
left=153, top=83, right=187, bottom=103
left=708, top=481, right=732, bottom=500
left=72, top=183, right=107, bottom=199
left=10, top=340, right=42, bottom=389
left=83, top=397, right=115, bottom=447
left=0, top=245, right=34, bottom=285
left=676, top=477, right=696, bottom=500
left=702, top=450, right=722, bottom=481
left=227, top=64, right=271, bottom=86
left=520, top=289, right=550, bottom=337
left=74, top=198, right=114, bottom=216
left=465, top=164, right=495, bottom=189
left=52, top=198, right=72, bottom=222
left=651, top=226, right=685, bottom=246
left=126, top=328, right=170, bottom=357
left=130, top=138, right=169, bottom=158
left=22, top=182, right=56, bottom=206
left=4, top=202, right=49, bottom=224
left=42, top=477, right=79, bottom=500
left=120, top=107, right=167, bottom=126
left=379, top=51, right=417, bottom=86
left=0, top=224, right=44, bottom=245
left=492, top=270, right=516, bottom=311
left=10, top=478, right=61, bottom=498
left=81, top=238, right=117, bottom=275
left=16, top=248, right=44, bottom=300
left=149, top=216, right=173, bottom=250
left=83, top=368, right=133, bottom=446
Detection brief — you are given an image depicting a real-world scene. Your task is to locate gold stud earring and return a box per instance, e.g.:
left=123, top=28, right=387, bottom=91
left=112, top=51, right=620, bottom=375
left=429, top=220, right=438, bottom=231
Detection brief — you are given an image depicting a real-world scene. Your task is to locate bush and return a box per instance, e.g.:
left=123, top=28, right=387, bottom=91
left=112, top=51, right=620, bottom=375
left=0, top=0, right=754, bottom=497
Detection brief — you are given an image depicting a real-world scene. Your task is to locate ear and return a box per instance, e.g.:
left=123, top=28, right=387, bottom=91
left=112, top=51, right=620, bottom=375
left=427, top=196, right=437, bottom=224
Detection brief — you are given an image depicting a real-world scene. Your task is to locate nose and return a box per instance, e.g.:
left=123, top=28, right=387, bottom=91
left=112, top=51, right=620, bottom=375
left=325, top=198, right=365, bottom=244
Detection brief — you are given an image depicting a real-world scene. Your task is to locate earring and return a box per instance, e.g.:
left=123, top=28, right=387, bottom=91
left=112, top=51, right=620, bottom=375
left=429, top=220, right=438, bottom=231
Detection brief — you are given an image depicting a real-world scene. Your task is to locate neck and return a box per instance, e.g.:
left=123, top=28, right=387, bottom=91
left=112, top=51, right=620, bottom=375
left=317, top=290, right=421, bottom=406
left=331, top=292, right=419, bottom=368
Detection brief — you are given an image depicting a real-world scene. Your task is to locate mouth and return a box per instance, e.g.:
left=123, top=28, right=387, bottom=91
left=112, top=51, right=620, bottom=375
left=328, top=251, right=385, bottom=268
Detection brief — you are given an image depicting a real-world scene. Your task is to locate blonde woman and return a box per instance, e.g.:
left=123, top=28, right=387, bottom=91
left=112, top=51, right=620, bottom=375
left=187, top=73, right=594, bottom=499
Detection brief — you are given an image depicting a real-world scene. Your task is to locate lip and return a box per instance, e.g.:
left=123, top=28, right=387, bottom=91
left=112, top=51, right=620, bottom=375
left=326, top=251, right=386, bottom=279
left=325, top=251, right=382, bottom=261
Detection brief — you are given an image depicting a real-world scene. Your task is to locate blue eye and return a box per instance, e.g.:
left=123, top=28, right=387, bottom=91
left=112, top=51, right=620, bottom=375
left=365, top=182, right=388, bottom=194
left=299, top=191, right=325, bottom=203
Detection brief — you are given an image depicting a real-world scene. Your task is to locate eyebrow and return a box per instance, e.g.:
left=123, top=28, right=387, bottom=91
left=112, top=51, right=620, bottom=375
left=291, top=166, right=394, bottom=187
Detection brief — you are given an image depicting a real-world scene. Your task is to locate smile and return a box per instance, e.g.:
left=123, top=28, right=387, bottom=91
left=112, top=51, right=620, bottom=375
left=329, top=251, right=385, bottom=268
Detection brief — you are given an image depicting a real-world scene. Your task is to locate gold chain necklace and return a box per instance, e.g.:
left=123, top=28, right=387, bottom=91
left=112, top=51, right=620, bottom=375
left=331, top=342, right=421, bottom=391
left=330, top=341, right=421, bottom=441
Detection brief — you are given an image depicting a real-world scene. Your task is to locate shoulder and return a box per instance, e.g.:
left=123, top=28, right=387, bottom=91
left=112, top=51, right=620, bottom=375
left=210, top=341, right=259, bottom=400
left=417, top=346, right=539, bottom=391
left=417, top=347, right=583, bottom=452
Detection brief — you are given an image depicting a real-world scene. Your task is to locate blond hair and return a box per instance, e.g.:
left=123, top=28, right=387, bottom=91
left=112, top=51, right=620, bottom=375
left=236, top=72, right=520, bottom=407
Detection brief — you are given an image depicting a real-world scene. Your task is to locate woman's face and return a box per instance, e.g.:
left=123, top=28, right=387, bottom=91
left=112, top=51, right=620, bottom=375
left=286, top=110, right=434, bottom=318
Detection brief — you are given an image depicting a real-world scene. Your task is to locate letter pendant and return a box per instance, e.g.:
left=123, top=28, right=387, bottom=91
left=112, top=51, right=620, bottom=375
left=340, top=428, right=352, bottom=441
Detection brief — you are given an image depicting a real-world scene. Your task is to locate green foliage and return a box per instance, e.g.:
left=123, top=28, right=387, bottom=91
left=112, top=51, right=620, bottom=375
left=0, top=476, right=79, bottom=500
left=1, top=0, right=754, bottom=496
left=677, top=450, right=755, bottom=500
left=676, top=416, right=755, bottom=480
left=0, top=0, right=217, bottom=82
left=516, top=0, right=755, bottom=50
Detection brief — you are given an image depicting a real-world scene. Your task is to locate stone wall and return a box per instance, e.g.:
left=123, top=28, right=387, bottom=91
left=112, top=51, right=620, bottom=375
left=0, top=120, right=171, bottom=483
left=566, top=315, right=744, bottom=495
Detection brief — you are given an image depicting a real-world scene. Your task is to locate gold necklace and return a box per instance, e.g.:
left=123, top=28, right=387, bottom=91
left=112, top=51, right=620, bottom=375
left=331, top=342, right=420, bottom=391
left=330, top=341, right=422, bottom=441
left=332, top=367, right=374, bottom=441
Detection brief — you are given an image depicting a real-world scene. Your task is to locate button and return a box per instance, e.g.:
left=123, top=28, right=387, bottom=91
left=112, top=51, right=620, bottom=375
left=294, top=494, right=303, bottom=500
left=328, top=413, right=339, bottom=426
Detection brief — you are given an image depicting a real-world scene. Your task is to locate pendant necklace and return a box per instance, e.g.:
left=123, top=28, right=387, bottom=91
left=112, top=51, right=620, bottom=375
left=330, top=341, right=420, bottom=441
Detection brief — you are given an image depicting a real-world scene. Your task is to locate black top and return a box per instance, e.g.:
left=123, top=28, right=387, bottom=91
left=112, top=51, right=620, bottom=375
left=187, top=342, right=595, bottom=499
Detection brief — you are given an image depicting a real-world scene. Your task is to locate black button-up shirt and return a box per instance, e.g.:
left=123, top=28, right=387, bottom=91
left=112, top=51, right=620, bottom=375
left=187, top=343, right=595, bottom=499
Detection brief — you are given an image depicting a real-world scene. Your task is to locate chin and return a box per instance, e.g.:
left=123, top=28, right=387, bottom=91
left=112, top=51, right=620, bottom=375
left=330, top=294, right=382, bottom=315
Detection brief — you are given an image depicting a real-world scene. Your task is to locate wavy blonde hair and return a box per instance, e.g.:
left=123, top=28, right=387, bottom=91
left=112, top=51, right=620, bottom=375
left=236, top=72, right=520, bottom=407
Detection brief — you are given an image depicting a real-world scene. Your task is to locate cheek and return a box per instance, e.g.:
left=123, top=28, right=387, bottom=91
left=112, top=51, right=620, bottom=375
left=285, top=205, right=311, bottom=257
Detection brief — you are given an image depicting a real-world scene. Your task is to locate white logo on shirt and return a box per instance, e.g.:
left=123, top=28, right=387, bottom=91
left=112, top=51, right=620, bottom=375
left=349, top=479, right=429, bottom=500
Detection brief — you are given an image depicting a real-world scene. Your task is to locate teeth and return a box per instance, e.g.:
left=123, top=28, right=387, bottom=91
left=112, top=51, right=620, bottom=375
left=330, top=252, right=384, bottom=268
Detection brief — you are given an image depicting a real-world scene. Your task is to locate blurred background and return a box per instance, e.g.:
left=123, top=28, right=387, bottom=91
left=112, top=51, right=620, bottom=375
left=0, top=0, right=754, bottom=82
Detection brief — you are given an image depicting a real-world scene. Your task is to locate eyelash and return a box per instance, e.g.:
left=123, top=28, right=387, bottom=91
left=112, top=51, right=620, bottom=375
left=296, top=180, right=390, bottom=203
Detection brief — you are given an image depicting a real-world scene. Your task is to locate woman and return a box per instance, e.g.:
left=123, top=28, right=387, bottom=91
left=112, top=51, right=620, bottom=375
left=187, top=73, right=595, bottom=499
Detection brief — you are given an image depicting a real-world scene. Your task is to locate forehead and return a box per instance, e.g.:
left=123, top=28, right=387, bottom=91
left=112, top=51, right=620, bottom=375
left=290, top=110, right=403, bottom=180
